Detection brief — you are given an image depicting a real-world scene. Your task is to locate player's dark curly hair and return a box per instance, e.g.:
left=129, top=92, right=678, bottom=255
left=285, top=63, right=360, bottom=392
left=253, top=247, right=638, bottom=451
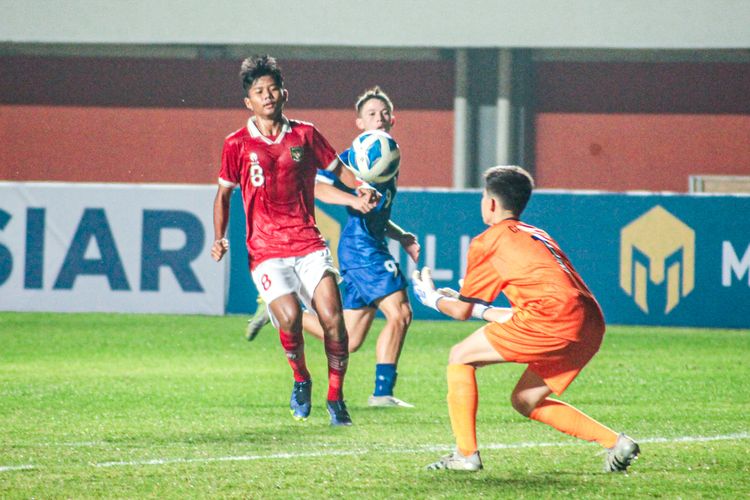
left=240, top=55, right=284, bottom=92
left=484, top=166, right=535, bottom=216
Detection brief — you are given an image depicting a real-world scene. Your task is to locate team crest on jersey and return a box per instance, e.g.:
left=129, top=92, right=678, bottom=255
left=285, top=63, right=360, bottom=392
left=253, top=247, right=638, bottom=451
left=290, top=146, right=304, bottom=162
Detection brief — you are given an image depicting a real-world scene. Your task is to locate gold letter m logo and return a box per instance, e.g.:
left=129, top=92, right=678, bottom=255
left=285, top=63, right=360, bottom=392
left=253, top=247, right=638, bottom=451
left=620, top=205, right=695, bottom=314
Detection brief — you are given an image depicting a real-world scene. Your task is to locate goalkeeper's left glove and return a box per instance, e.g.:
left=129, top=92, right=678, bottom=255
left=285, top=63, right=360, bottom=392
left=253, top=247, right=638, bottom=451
left=412, top=267, right=443, bottom=311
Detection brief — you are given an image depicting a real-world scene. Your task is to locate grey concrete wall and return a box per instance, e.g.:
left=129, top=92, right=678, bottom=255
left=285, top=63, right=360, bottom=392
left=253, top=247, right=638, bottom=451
left=2, top=0, right=749, bottom=49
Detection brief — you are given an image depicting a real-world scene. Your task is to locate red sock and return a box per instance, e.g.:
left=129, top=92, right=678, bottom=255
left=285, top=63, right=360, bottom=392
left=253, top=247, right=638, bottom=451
left=279, top=329, right=310, bottom=382
left=324, top=334, right=349, bottom=401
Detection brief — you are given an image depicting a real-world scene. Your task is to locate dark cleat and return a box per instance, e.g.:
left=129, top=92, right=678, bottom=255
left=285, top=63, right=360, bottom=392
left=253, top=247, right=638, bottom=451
left=289, top=380, right=312, bottom=421
left=326, top=399, right=353, bottom=426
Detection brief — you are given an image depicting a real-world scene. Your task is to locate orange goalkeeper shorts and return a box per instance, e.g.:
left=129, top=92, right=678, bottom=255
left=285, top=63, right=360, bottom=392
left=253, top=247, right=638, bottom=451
left=483, top=300, right=605, bottom=395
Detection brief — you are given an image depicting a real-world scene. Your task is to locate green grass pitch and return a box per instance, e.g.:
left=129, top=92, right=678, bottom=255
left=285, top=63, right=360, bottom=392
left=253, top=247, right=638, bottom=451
left=1, top=312, right=749, bottom=498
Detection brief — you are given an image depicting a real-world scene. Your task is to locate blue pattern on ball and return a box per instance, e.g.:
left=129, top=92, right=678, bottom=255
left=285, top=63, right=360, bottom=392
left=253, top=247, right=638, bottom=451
left=347, top=130, right=400, bottom=183
left=367, top=139, right=383, bottom=166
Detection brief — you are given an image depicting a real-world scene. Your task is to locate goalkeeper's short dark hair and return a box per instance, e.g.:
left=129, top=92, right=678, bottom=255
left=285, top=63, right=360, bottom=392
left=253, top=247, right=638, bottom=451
left=484, top=166, right=535, bottom=216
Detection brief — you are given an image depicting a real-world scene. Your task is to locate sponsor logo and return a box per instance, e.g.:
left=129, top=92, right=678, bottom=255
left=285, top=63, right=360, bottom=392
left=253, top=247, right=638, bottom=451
left=620, top=205, right=695, bottom=314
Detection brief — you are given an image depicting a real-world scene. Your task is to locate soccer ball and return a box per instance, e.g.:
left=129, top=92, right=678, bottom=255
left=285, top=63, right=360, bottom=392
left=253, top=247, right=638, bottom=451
left=347, top=130, right=401, bottom=183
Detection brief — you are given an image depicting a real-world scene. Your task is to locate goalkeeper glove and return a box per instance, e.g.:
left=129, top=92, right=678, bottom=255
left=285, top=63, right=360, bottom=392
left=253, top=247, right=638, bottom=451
left=412, top=267, right=443, bottom=311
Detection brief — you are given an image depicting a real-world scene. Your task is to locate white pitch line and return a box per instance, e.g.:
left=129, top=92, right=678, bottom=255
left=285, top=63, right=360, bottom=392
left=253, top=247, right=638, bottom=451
left=639, top=433, right=750, bottom=444
left=95, top=449, right=369, bottom=468
left=0, top=465, right=35, bottom=472
left=93, top=431, right=750, bottom=468
left=3, top=431, right=748, bottom=472
left=394, top=431, right=750, bottom=454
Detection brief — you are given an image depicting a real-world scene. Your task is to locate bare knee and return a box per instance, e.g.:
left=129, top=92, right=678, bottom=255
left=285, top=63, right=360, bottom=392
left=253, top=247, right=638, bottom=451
left=448, top=344, right=465, bottom=365
left=318, top=311, right=341, bottom=332
left=276, top=316, right=300, bottom=333
left=347, top=322, right=368, bottom=352
left=342, top=309, right=375, bottom=354
left=384, top=302, right=412, bottom=336
left=510, top=391, right=539, bottom=418
left=348, top=337, right=365, bottom=353
left=312, top=273, right=346, bottom=336
left=316, top=306, right=345, bottom=338
left=273, top=304, right=302, bottom=332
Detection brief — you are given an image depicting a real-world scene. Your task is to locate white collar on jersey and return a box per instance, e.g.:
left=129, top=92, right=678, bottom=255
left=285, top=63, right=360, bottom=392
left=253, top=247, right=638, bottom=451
left=246, top=116, right=292, bottom=145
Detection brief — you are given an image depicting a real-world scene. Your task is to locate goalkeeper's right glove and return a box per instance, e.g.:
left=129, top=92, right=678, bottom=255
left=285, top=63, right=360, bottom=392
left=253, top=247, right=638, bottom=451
left=412, top=267, right=443, bottom=311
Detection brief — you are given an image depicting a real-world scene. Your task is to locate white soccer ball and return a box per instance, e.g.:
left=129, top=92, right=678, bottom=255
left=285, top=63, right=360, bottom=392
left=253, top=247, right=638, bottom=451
left=347, top=130, right=401, bottom=183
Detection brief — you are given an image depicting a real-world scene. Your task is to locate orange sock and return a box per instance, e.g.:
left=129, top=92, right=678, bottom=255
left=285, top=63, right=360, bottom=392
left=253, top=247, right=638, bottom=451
left=446, top=364, right=478, bottom=456
left=529, top=398, right=618, bottom=448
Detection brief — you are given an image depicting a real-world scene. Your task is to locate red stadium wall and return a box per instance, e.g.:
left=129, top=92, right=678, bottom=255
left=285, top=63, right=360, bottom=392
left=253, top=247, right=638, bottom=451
left=3, top=56, right=749, bottom=191
left=0, top=106, right=452, bottom=186
left=534, top=62, right=750, bottom=191
left=0, top=56, right=455, bottom=187
left=536, top=113, right=750, bottom=191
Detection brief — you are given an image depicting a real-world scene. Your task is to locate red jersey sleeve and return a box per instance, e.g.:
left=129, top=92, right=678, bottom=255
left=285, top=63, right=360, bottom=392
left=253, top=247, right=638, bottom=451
left=309, top=126, right=338, bottom=171
left=459, top=238, right=502, bottom=306
left=218, top=138, right=241, bottom=187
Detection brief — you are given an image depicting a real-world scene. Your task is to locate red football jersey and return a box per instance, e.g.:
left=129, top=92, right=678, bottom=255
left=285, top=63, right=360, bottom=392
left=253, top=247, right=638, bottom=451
left=218, top=116, right=338, bottom=269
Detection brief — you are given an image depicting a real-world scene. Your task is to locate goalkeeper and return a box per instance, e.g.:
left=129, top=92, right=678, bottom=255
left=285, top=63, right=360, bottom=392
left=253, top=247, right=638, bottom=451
left=412, top=165, right=640, bottom=472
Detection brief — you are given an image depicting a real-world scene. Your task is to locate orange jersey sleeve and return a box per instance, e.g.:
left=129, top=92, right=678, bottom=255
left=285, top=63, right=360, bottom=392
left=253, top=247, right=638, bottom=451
left=459, top=236, right=503, bottom=305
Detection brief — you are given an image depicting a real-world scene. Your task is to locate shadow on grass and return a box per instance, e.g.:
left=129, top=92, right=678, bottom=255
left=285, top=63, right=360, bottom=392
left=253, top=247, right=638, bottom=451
left=402, top=471, right=580, bottom=496
left=101, top=421, right=364, bottom=450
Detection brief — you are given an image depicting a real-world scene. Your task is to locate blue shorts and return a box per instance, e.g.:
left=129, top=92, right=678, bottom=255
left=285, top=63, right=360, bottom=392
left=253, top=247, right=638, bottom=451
left=340, top=262, right=408, bottom=310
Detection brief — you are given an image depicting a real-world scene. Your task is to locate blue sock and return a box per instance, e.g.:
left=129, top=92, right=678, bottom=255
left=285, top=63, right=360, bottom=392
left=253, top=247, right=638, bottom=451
left=374, top=363, right=397, bottom=397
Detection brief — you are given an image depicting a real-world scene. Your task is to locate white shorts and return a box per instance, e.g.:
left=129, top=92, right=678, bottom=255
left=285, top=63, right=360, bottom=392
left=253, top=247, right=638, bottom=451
left=251, top=248, right=340, bottom=327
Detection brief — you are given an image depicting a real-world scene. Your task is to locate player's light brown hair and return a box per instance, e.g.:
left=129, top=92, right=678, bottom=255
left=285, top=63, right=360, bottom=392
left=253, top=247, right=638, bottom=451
left=355, top=86, right=394, bottom=115
left=240, top=55, right=284, bottom=92
left=484, top=165, right=535, bottom=216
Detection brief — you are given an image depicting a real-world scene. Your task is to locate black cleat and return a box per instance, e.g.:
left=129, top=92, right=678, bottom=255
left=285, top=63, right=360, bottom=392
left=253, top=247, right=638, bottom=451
left=290, top=380, right=312, bottom=421
left=326, top=399, right=353, bottom=426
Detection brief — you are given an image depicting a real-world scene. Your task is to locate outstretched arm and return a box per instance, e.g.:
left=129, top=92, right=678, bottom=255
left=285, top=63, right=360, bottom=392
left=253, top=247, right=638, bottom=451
left=328, top=157, right=358, bottom=190
left=326, top=157, right=380, bottom=203
left=211, top=184, right=233, bottom=262
left=315, top=180, right=377, bottom=214
left=385, top=220, right=420, bottom=263
left=413, top=267, right=512, bottom=322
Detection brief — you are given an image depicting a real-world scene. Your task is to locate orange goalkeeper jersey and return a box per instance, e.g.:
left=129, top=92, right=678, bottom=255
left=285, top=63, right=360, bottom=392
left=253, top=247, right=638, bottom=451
left=459, top=218, right=601, bottom=342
